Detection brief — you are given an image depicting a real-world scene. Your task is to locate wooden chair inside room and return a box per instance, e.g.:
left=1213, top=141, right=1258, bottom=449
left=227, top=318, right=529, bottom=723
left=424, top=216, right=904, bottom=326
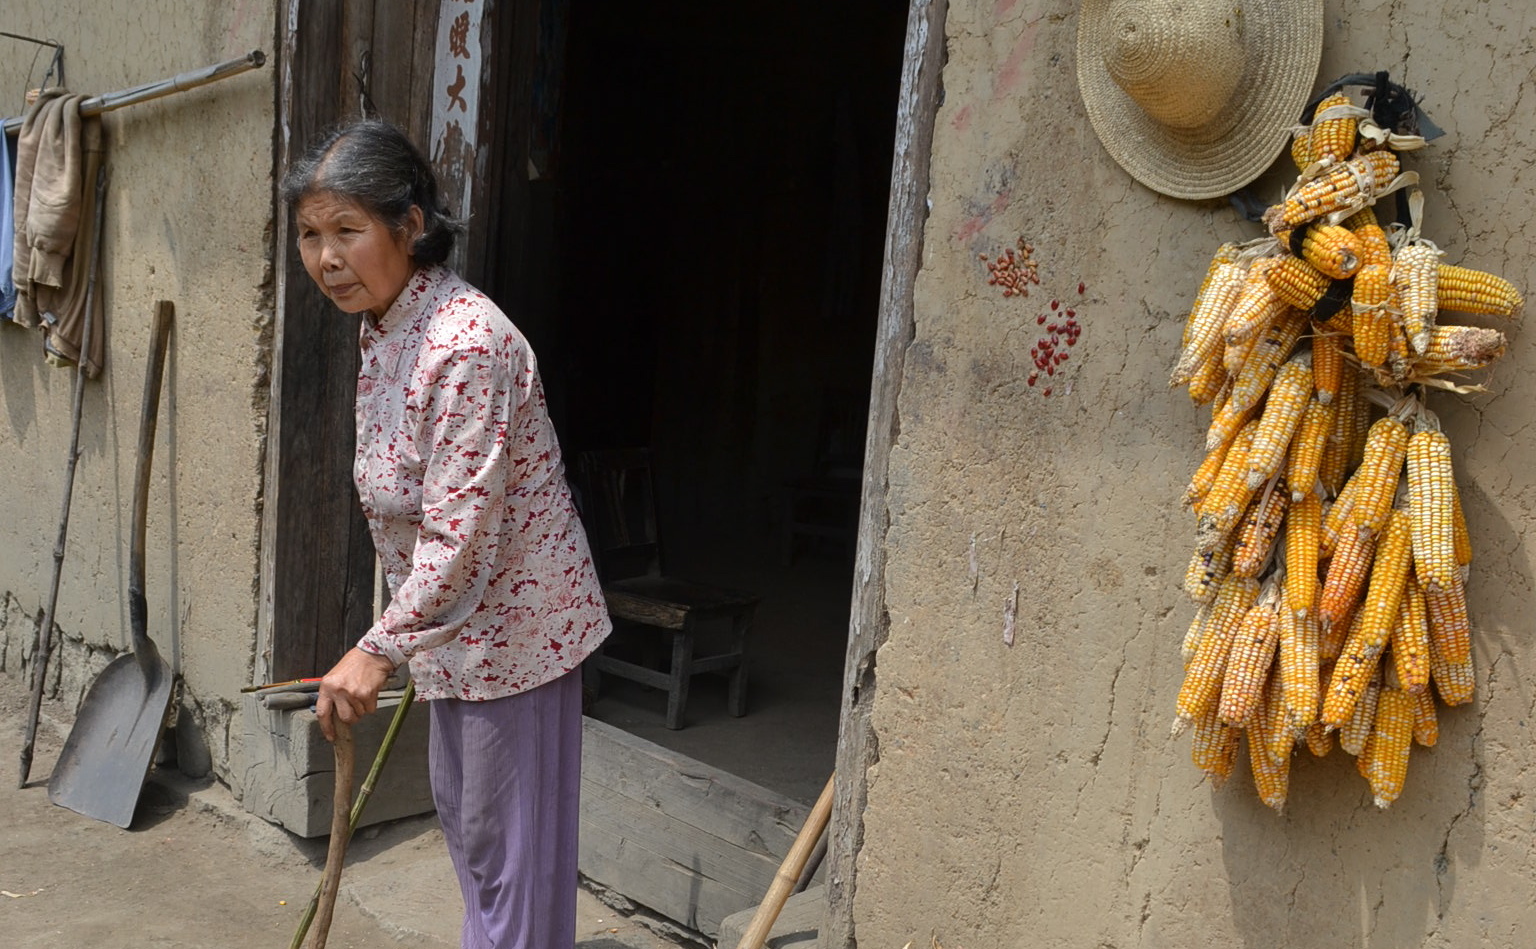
left=574, top=448, right=759, bottom=730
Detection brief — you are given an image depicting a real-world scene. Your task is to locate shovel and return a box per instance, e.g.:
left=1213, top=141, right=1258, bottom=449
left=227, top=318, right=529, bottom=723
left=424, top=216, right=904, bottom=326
left=48, top=301, right=176, bottom=828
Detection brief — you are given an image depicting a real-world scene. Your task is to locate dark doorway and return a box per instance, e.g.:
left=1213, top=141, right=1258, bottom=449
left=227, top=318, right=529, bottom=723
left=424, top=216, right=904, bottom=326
left=514, top=1, right=907, bottom=804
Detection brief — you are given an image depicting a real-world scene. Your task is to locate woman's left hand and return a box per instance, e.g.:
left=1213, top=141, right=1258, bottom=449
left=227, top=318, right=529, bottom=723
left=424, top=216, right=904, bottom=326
left=314, top=647, right=398, bottom=742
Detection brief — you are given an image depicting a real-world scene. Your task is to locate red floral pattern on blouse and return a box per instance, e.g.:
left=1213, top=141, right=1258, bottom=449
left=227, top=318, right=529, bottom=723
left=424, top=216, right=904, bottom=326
left=354, top=266, right=610, bottom=701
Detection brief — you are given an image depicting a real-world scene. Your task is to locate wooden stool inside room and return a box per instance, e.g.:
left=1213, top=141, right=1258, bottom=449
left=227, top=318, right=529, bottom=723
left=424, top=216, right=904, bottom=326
left=574, top=447, right=759, bottom=730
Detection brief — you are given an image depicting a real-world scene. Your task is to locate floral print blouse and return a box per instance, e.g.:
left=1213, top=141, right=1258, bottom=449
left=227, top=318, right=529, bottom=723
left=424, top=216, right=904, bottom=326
left=353, top=265, right=610, bottom=701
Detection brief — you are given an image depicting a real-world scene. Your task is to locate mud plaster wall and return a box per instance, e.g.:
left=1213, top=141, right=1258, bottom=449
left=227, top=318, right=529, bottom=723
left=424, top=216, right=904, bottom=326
left=0, top=2, right=273, bottom=777
left=855, top=2, right=1536, bottom=947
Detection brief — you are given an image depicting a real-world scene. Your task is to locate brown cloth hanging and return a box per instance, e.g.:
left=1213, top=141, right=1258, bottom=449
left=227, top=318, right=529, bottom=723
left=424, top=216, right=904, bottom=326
left=10, top=89, right=106, bottom=377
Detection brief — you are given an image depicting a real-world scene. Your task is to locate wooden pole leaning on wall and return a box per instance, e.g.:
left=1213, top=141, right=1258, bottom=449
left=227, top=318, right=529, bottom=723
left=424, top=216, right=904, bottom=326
left=3, top=49, right=266, bottom=135
left=734, top=776, right=836, bottom=949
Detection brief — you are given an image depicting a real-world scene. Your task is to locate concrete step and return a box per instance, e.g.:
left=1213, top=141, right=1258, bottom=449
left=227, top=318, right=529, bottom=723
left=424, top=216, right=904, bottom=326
left=716, top=885, right=824, bottom=949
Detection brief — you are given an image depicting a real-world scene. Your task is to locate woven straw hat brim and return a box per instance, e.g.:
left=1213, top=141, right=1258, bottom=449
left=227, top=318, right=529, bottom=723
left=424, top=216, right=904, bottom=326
left=1077, top=0, right=1324, bottom=200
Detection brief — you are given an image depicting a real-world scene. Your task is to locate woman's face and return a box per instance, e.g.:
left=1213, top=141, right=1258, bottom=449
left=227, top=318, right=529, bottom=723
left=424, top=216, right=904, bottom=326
left=295, top=192, right=424, bottom=319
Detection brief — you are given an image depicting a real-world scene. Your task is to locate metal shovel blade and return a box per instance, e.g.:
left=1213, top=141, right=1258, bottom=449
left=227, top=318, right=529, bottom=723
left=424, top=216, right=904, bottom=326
left=46, top=302, right=175, bottom=828
left=46, top=645, right=174, bottom=828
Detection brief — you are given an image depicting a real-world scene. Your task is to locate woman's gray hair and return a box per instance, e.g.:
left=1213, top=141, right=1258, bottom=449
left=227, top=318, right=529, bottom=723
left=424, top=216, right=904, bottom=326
left=280, top=119, right=463, bottom=265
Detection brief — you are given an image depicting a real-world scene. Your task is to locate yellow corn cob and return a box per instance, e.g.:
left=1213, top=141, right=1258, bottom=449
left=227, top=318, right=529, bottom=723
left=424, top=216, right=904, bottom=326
left=1412, top=324, right=1508, bottom=376
left=1244, top=355, right=1314, bottom=487
left=1184, top=434, right=1235, bottom=510
left=1173, top=262, right=1247, bottom=386
left=1436, top=263, right=1523, bottom=317
left=1350, top=263, right=1396, bottom=368
left=1304, top=719, right=1334, bottom=756
left=1182, top=602, right=1213, bottom=664
left=1279, top=593, right=1320, bottom=729
left=1322, top=510, right=1412, bottom=726
left=1393, top=576, right=1431, bottom=694
left=1184, top=528, right=1238, bottom=603
left=1191, top=701, right=1241, bottom=784
left=1321, top=478, right=1362, bottom=559
left=1187, top=350, right=1228, bottom=404
left=1311, top=331, right=1344, bottom=404
left=1263, top=672, right=1294, bottom=766
left=1352, top=223, right=1393, bottom=269
left=1411, top=687, right=1439, bottom=747
left=1231, top=484, right=1289, bottom=578
left=1209, top=309, right=1308, bottom=441
left=1223, top=259, right=1288, bottom=346
left=1391, top=242, right=1440, bottom=354
left=1452, top=483, right=1472, bottom=566
left=1346, top=417, right=1410, bottom=538
left=1223, top=320, right=1263, bottom=376
left=1285, top=492, right=1322, bottom=614
left=1347, top=382, right=1372, bottom=470
left=1196, top=420, right=1260, bottom=550
left=1384, top=320, right=1413, bottom=385
left=1407, top=429, right=1458, bottom=592
left=1320, top=600, right=1355, bottom=663
left=1266, top=255, right=1333, bottom=309
left=1319, top=517, right=1375, bottom=631
left=1309, top=93, right=1359, bottom=165
left=1423, top=572, right=1471, bottom=665
left=1286, top=399, right=1336, bottom=501
left=1290, top=129, right=1313, bottom=171
left=1174, top=575, right=1260, bottom=733
left=1318, top=367, right=1359, bottom=495
left=1279, top=150, right=1401, bottom=230
left=1218, top=594, right=1280, bottom=726
left=1429, top=629, right=1475, bottom=707
left=1300, top=223, right=1363, bottom=279
left=1340, top=206, right=1378, bottom=231
left=1339, top=669, right=1381, bottom=754
left=1364, top=688, right=1415, bottom=808
left=1182, top=244, right=1243, bottom=344
left=1247, top=689, right=1290, bottom=811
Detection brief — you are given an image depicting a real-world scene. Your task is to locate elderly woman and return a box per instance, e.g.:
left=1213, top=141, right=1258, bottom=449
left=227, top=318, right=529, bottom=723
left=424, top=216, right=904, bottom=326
left=281, top=119, right=611, bottom=949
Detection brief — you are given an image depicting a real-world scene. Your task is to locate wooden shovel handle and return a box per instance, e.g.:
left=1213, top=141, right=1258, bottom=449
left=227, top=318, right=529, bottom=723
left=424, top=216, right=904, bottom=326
left=734, top=775, right=835, bottom=949
left=308, top=720, right=355, bottom=949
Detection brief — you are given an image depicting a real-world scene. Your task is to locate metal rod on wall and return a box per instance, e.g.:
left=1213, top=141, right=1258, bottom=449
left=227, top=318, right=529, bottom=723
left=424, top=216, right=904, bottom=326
left=3, top=49, right=266, bottom=135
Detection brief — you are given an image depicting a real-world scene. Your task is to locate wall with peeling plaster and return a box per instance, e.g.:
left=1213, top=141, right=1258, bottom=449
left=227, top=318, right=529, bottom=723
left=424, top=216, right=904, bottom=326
left=0, top=2, right=274, bottom=777
left=856, top=2, right=1536, bottom=947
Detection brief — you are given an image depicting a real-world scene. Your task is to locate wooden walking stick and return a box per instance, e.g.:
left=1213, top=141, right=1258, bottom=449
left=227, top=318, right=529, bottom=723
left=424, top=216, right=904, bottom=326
left=289, top=679, right=415, bottom=949
left=306, top=718, right=354, bottom=949
left=734, top=776, right=835, bottom=949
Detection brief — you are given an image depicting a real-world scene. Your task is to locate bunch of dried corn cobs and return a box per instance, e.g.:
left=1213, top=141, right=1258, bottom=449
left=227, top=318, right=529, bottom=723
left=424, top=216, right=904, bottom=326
left=1168, top=92, right=1523, bottom=811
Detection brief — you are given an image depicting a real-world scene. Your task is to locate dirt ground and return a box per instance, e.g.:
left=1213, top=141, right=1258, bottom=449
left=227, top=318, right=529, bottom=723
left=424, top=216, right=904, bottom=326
left=0, top=674, right=702, bottom=949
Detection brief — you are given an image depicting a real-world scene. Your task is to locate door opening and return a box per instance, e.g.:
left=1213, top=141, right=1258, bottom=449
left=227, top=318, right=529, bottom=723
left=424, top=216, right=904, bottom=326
left=511, top=1, right=909, bottom=804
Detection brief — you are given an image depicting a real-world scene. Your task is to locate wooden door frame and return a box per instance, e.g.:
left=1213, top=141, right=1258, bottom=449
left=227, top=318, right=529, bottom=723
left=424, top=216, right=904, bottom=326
left=825, top=1, right=946, bottom=946
left=259, top=0, right=520, bottom=682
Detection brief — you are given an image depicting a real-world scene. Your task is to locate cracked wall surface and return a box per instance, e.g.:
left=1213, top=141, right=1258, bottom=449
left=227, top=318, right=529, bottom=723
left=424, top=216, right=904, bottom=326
left=0, top=2, right=275, bottom=780
left=855, top=2, right=1536, bottom=947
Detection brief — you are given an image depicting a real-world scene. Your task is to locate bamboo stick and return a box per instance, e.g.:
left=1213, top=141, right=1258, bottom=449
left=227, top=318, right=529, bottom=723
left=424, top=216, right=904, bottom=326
left=734, top=776, right=835, bottom=949
left=17, top=166, right=107, bottom=788
left=288, top=680, right=416, bottom=949
left=3, top=50, right=265, bottom=134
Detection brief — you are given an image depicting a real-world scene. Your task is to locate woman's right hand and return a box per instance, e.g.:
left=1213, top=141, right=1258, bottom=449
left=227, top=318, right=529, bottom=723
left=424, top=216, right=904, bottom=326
left=314, top=647, right=398, bottom=742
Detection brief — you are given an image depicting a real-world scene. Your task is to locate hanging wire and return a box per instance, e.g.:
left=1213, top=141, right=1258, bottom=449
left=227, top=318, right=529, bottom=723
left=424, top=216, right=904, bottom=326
left=2, top=31, right=66, bottom=90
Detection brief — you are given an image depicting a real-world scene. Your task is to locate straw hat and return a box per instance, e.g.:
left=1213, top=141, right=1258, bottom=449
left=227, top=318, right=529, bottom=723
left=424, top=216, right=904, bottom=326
left=1076, top=0, right=1324, bottom=200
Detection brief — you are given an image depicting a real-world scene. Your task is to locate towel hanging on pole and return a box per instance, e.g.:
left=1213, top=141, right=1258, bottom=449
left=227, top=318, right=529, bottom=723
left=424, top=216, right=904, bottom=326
left=2, top=49, right=266, bottom=136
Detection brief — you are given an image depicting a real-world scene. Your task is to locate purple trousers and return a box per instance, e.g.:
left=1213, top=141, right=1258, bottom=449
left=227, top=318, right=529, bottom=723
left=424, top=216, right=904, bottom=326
left=428, top=669, right=583, bottom=949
